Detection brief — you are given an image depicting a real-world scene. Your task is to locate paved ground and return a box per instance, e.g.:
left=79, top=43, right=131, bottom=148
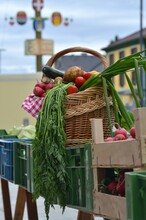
left=0, top=182, right=103, bottom=220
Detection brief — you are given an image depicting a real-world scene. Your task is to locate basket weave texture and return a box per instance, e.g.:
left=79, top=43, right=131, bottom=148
left=45, top=47, right=115, bottom=145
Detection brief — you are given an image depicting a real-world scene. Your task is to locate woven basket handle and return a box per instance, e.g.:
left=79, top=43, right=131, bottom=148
left=45, top=47, right=108, bottom=68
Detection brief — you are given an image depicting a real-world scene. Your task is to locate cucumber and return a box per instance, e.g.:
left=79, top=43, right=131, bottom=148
left=42, top=66, right=64, bottom=79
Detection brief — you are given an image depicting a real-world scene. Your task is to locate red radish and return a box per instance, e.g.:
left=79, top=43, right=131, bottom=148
left=104, top=137, right=114, bottom=142
left=35, top=81, right=46, bottom=90
left=116, top=168, right=133, bottom=196
left=130, top=127, right=136, bottom=138
left=45, top=82, right=54, bottom=91
left=41, top=93, right=46, bottom=97
left=114, top=124, right=128, bottom=139
left=128, top=135, right=134, bottom=140
left=116, top=178, right=125, bottom=196
left=33, top=86, right=44, bottom=97
left=114, top=133, right=126, bottom=141
left=107, top=180, right=118, bottom=194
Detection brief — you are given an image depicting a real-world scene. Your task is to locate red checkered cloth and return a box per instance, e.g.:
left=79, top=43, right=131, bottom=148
left=21, top=94, right=44, bottom=119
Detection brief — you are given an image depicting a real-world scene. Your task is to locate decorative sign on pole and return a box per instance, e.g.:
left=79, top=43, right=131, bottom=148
left=16, top=11, right=27, bottom=25
left=25, top=39, right=54, bottom=55
left=33, top=18, right=45, bottom=32
left=51, top=12, right=62, bottom=26
left=32, top=0, right=44, bottom=11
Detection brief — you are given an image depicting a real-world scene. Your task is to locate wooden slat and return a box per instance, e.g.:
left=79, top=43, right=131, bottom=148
left=26, top=190, right=38, bottom=220
left=93, top=192, right=126, bottom=220
left=77, top=210, right=94, bottom=220
left=14, top=186, right=26, bottom=220
left=1, top=179, right=12, bottom=220
left=92, top=139, right=142, bottom=168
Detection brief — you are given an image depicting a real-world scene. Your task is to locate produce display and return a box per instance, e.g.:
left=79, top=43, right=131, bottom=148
left=104, top=123, right=136, bottom=142
left=33, top=66, right=99, bottom=97
left=21, top=48, right=146, bottom=220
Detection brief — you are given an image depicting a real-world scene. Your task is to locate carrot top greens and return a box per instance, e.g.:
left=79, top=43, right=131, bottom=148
left=32, top=83, right=72, bottom=220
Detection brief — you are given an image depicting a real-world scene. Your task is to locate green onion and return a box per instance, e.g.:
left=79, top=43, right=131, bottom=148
left=102, top=77, right=113, bottom=136
left=125, top=73, right=140, bottom=107
left=107, top=81, right=133, bottom=129
left=134, top=59, right=143, bottom=100
left=107, top=79, right=120, bottom=125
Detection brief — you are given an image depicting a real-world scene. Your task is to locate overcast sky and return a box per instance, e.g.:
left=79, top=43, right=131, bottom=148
left=0, top=0, right=145, bottom=74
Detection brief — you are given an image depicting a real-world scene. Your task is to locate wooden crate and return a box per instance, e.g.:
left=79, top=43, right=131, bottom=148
left=90, top=107, right=146, bottom=220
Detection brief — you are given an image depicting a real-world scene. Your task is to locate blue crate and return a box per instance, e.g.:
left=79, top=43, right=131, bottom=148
left=0, top=138, right=32, bottom=182
left=0, top=139, right=17, bottom=182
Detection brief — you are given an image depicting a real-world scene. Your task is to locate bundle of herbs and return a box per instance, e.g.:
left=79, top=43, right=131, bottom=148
left=32, top=83, right=72, bottom=220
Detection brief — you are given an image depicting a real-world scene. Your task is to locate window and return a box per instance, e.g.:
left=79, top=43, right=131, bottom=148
left=131, top=47, right=137, bottom=54
left=132, top=71, right=136, bottom=85
left=120, top=74, right=125, bottom=87
left=109, top=53, right=114, bottom=65
left=119, top=50, right=125, bottom=87
left=119, top=50, right=124, bottom=59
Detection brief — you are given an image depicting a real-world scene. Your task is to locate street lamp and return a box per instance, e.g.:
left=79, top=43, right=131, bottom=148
left=139, top=0, right=146, bottom=107
left=140, top=0, right=143, bottom=51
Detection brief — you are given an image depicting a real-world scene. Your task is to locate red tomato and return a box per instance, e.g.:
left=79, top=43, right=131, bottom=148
left=75, top=76, right=86, bottom=88
left=67, top=85, right=78, bottom=94
left=83, top=72, right=92, bottom=80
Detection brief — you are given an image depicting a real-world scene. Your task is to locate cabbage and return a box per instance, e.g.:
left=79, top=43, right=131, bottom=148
left=8, top=125, right=36, bottom=139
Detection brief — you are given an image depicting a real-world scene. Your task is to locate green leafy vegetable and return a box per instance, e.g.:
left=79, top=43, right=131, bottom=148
left=8, top=125, right=36, bottom=139
left=32, top=83, right=71, bottom=220
left=121, top=111, right=135, bottom=131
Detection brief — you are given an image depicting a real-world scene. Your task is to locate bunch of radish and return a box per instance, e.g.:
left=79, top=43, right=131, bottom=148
left=105, top=124, right=136, bottom=142
left=33, top=80, right=54, bottom=97
left=107, top=168, right=133, bottom=196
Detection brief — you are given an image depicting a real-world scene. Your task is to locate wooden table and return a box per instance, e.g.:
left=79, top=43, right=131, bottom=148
left=0, top=178, right=94, bottom=220
left=1, top=179, right=38, bottom=220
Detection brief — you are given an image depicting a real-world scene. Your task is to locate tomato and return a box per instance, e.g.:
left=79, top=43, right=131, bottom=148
left=75, top=76, right=86, bottom=88
left=83, top=72, right=92, bottom=80
left=67, top=85, right=78, bottom=94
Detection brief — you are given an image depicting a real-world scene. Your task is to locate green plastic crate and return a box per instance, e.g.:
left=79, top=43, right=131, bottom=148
left=125, top=171, right=146, bottom=220
left=0, top=135, right=18, bottom=139
left=30, top=142, right=94, bottom=210
left=13, top=141, right=94, bottom=210
left=0, top=129, right=7, bottom=136
left=65, top=143, right=93, bottom=212
left=13, top=140, right=32, bottom=192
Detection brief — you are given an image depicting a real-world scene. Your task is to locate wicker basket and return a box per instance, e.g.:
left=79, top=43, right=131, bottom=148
left=45, top=47, right=115, bottom=145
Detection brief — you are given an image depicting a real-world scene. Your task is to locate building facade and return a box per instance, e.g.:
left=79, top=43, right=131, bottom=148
left=102, top=28, right=146, bottom=110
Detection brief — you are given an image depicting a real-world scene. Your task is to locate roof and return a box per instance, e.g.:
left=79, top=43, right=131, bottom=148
left=54, top=53, right=105, bottom=72
left=102, top=28, right=146, bottom=52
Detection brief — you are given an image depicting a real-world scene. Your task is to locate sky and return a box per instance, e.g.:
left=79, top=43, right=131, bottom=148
left=0, top=0, right=145, bottom=74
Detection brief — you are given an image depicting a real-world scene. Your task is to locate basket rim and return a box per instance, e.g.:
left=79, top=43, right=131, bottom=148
left=45, top=47, right=108, bottom=68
